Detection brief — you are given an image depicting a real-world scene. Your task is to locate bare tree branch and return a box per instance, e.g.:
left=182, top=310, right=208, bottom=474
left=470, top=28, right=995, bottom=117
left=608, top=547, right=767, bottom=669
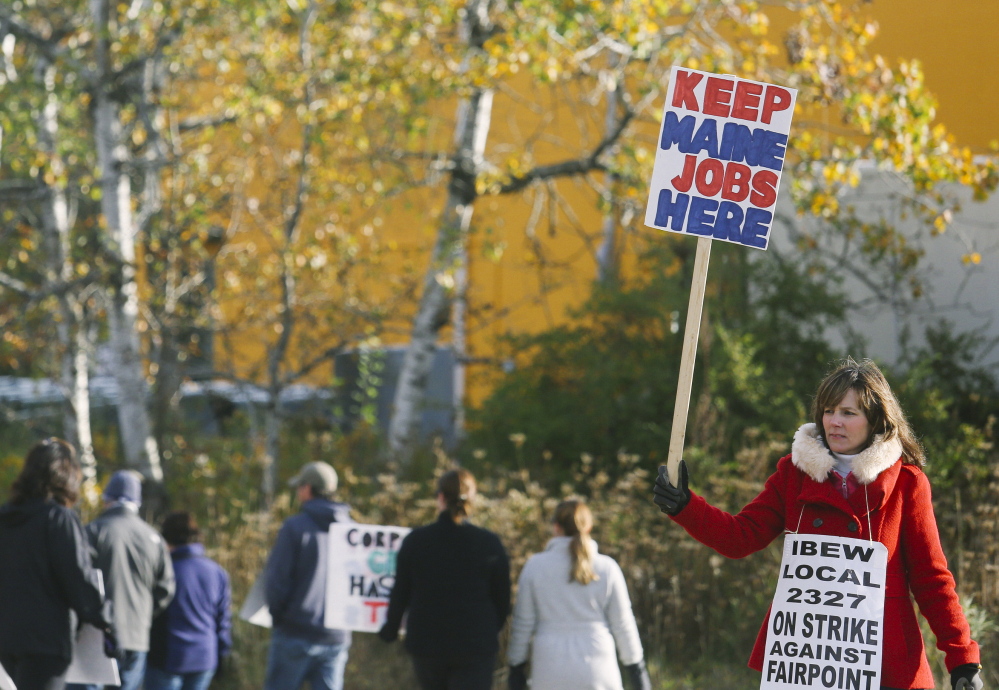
left=0, top=271, right=30, bottom=295
left=497, top=107, right=634, bottom=194
left=178, top=113, right=238, bottom=132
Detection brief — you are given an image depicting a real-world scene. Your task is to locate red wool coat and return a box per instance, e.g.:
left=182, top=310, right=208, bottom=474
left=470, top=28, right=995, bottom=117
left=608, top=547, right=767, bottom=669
left=672, top=424, right=979, bottom=689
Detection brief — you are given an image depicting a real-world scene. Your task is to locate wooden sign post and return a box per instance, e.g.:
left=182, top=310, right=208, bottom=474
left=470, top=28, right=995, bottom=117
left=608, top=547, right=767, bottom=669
left=665, top=236, right=711, bottom=483
left=645, top=66, right=798, bottom=484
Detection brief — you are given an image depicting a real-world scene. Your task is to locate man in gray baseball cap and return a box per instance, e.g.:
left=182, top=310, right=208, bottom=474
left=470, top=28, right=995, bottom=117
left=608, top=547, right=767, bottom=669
left=263, top=461, right=353, bottom=690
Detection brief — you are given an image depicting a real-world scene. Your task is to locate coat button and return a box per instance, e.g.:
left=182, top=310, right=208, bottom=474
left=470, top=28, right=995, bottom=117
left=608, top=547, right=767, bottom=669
left=812, top=518, right=823, bottom=527
left=847, top=522, right=858, bottom=532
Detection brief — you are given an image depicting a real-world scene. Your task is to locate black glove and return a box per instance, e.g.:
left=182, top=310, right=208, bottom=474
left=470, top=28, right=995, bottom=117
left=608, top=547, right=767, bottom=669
left=102, top=625, right=123, bottom=661
left=508, top=663, right=527, bottom=690
left=624, top=659, right=652, bottom=690
left=377, top=623, right=398, bottom=643
left=951, top=663, right=983, bottom=690
left=654, top=461, right=690, bottom=516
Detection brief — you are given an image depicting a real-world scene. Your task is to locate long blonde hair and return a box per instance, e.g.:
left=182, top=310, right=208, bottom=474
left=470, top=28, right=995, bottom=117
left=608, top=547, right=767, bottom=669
left=554, top=500, right=599, bottom=585
left=812, top=357, right=925, bottom=466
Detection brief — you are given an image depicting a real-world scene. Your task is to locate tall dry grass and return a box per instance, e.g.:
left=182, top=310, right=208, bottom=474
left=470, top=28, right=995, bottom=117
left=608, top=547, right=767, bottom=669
left=163, top=427, right=998, bottom=689
left=190, top=444, right=783, bottom=689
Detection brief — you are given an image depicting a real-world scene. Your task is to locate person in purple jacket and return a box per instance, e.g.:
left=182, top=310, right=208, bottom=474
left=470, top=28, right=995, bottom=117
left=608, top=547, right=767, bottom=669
left=145, top=512, right=231, bottom=690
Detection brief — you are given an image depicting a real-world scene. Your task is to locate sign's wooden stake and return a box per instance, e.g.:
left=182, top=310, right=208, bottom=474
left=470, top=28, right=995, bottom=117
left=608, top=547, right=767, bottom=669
left=666, top=235, right=712, bottom=485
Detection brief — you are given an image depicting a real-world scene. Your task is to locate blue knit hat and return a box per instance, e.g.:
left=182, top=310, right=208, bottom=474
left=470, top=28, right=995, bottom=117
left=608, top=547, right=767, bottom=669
left=103, top=470, right=142, bottom=505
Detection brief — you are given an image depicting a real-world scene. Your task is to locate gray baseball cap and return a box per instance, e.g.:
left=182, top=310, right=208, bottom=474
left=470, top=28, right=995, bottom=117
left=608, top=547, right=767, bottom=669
left=288, top=461, right=338, bottom=494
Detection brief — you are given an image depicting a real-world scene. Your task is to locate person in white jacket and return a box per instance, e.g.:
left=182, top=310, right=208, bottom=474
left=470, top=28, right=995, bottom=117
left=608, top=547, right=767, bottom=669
left=506, top=500, right=652, bottom=690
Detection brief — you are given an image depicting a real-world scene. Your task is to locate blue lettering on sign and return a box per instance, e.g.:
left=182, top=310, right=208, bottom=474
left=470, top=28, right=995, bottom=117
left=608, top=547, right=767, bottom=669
left=368, top=550, right=397, bottom=576
left=653, top=191, right=772, bottom=248
left=654, top=189, right=690, bottom=231
left=660, top=114, right=787, bottom=171
left=741, top=207, right=772, bottom=248
left=687, top=196, right=717, bottom=236
left=689, top=118, right=720, bottom=159
left=713, top=201, right=743, bottom=242
left=660, top=112, right=698, bottom=152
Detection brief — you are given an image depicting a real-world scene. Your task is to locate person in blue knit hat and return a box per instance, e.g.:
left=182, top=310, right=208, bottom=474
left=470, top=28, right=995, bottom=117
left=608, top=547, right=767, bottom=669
left=68, top=471, right=175, bottom=690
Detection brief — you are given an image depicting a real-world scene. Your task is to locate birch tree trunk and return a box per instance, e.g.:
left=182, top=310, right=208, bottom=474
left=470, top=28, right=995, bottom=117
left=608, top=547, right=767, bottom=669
left=451, top=241, right=468, bottom=446
left=34, top=57, right=98, bottom=498
left=387, top=0, right=495, bottom=463
left=595, top=64, right=622, bottom=285
left=259, top=0, right=317, bottom=505
left=91, top=0, right=162, bottom=482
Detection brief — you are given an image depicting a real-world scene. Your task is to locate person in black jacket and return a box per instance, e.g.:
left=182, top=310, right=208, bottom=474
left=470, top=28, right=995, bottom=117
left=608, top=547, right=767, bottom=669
left=379, top=468, right=511, bottom=690
left=0, top=438, right=113, bottom=690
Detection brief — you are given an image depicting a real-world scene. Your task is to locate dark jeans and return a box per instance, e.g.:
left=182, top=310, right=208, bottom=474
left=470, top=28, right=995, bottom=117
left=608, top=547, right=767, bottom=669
left=411, top=655, right=496, bottom=690
left=0, top=654, right=71, bottom=690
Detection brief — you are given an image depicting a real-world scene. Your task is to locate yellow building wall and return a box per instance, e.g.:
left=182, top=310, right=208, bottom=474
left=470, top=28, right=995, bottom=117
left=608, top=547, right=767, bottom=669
left=868, top=0, right=998, bottom=153
left=216, top=1, right=997, bottom=411
left=461, top=0, right=999, bottom=406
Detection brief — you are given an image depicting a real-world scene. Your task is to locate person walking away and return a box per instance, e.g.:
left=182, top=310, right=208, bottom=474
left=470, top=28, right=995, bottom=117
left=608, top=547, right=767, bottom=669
left=379, top=468, right=511, bottom=690
left=146, top=512, right=231, bottom=690
left=0, top=439, right=115, bottom=690
left=68, top=470, right=175, bottom=690
left=506, top=500, right=651, bottom=690
left=263, top=461, right=352, bottom=690
left=653, top=357, right=983, bottom=690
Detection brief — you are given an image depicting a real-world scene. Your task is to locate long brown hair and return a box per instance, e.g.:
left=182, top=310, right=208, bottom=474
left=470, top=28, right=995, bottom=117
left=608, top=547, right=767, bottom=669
left=437, top=469, right=476, bottom=523
left=811, top=357, right=925, bottom=466
left=554, top=500, right=599, bottom=585
left=10, top=438, right=82, bottom=507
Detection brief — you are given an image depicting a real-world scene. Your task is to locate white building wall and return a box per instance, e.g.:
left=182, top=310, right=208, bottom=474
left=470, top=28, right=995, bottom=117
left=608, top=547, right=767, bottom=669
left=767, top=167, right=999, bottom=370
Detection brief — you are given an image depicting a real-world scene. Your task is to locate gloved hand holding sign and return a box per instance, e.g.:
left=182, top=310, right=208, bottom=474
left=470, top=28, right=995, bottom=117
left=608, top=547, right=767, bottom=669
left=653, top=461, right=690, bottom=516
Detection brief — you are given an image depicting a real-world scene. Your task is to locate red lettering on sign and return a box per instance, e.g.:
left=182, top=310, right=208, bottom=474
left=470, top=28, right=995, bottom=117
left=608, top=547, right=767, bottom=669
left=703, top=77, right=735, bottom=117
left=671, top=70, right=704, bottom=112
left=363, top=600, right=388, bottom=624
left=761, top=85, right=793, bottom=125
left=750, top=170, right=779, bottom=208
left=671, top=155, right=697, bottom=192
left=731, top=81, right=764, bottom=122
left=722, top=163, right=752, bottom=202
left=694, top=158, right=725, bottom=197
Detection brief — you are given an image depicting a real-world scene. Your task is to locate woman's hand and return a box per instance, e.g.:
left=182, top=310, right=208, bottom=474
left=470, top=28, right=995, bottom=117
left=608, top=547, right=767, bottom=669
left=624, top=660, right=652, bottom=690
left=653, top=461, right=690, bottom=516
left=508, top=663, right=527, bottom=690
left=377, top=623, right=398, bottom=643
left=951, top=664, right=983, bottom=690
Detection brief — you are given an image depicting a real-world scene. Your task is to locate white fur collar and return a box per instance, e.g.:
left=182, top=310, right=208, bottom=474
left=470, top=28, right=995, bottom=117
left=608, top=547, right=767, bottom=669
left=791, top=423, right=902, bottom=485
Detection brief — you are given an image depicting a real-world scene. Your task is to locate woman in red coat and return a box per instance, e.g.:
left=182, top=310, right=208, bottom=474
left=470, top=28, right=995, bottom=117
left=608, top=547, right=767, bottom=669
left=653, top=358, right=982, bottom=690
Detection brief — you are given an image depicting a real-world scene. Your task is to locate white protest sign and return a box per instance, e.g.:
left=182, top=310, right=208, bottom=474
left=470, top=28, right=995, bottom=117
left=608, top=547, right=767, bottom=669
left=0, top=660, right=15, bottom=690
left=644, top=68, right=799, bottom=486
left=762, top=534, right=887, bottom=690
left=65, top=571, right=120, bottom=686
left=238, top=571, right=272, bottom=628
left=645, top=65, right=798, bottom=250
left=324, top=523, right=410, bottom=632
left=65, top=625, right=121, bottom=686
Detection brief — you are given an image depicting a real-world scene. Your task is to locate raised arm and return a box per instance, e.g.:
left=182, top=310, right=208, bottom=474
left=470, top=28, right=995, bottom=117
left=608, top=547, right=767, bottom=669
left=655, top=458, right=789, bottom=559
